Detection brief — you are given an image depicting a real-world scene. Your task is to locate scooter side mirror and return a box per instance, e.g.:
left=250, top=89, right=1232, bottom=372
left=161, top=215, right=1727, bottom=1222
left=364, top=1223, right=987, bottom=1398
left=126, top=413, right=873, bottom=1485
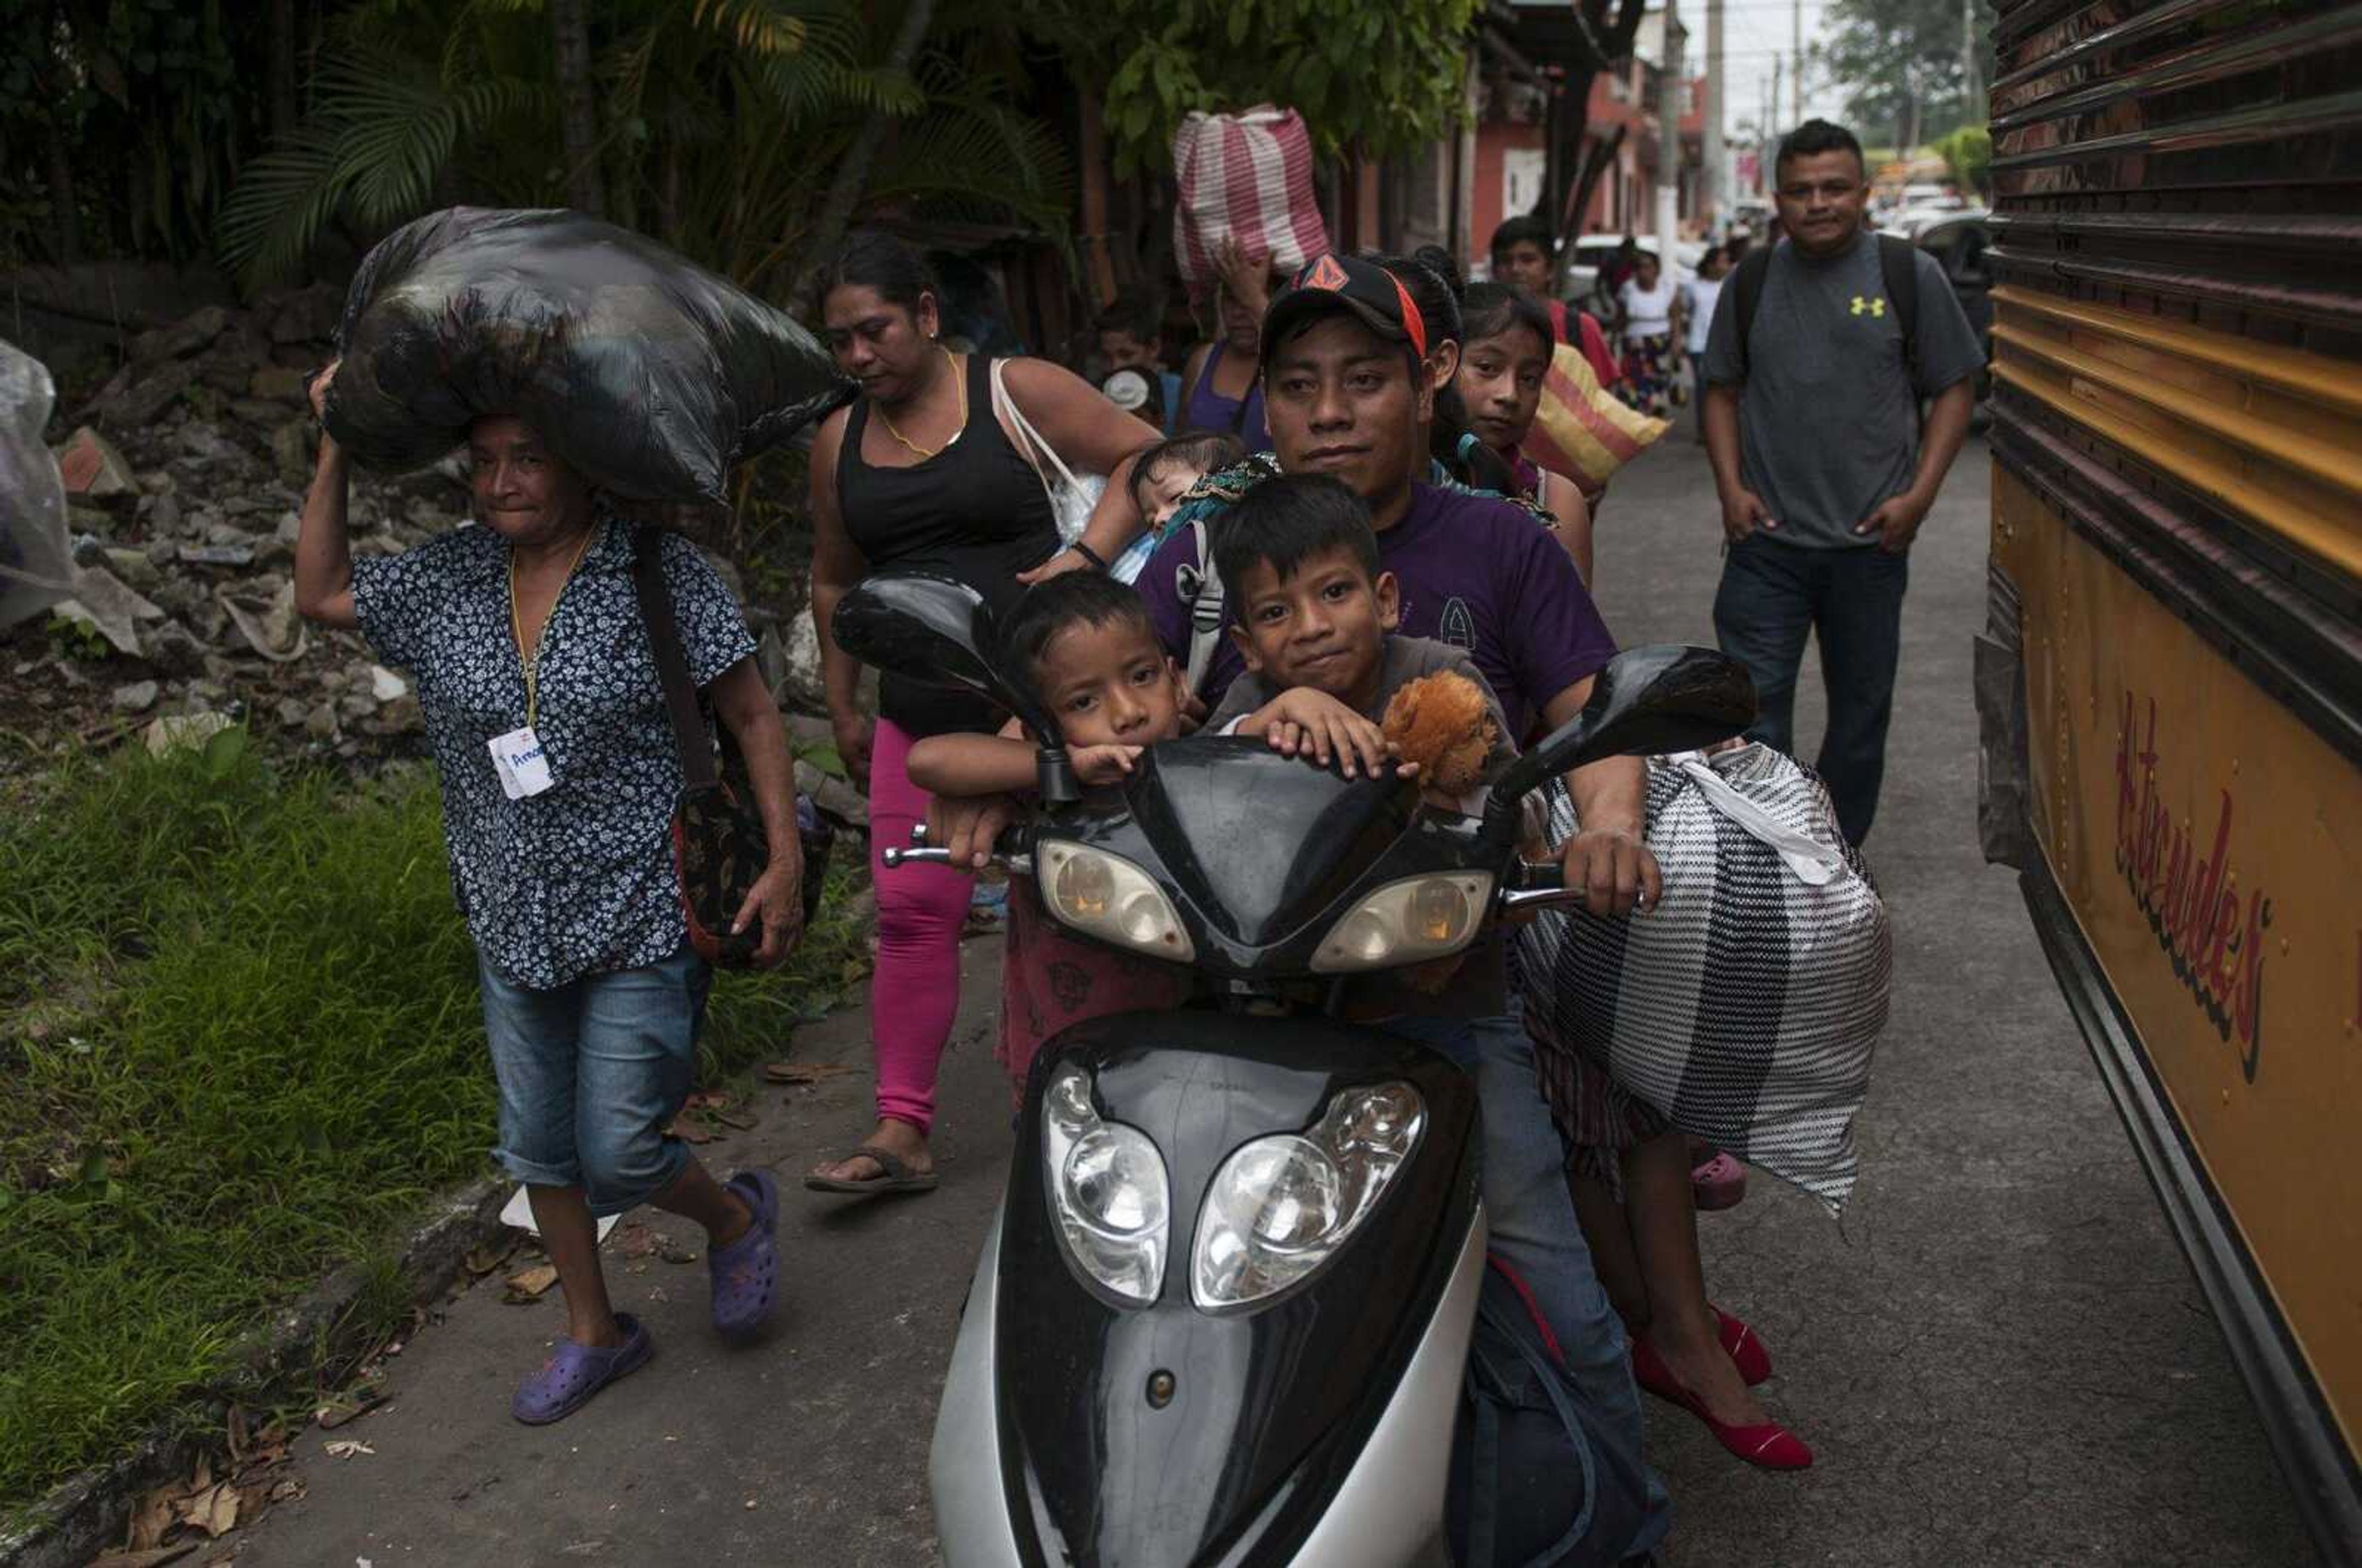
left=830, top=573, right=1080, bottom=802
left=1482, top=645, right=1756, bottom=840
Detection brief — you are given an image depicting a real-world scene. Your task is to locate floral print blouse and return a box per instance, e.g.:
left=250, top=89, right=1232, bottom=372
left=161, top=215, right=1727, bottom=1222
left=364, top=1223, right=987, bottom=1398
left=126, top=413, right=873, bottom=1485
left=353, top=517, right=755, bottom=988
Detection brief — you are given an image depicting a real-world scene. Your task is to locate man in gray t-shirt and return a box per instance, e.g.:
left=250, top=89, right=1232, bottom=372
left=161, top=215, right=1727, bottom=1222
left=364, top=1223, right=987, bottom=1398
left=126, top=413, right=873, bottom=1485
left=1700, top=118, right=1982, bottom=845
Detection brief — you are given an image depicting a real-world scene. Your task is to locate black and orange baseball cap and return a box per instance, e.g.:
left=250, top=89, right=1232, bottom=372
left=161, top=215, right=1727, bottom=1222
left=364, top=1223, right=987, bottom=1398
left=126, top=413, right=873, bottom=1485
left=1259, top=253, right=1431, bottom=367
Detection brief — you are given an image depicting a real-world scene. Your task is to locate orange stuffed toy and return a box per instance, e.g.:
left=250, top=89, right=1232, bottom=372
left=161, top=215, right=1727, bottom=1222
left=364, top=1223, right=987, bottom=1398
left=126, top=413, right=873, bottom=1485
left=1382, top=669, right=1498, bottom=799
left=1378, top=668, right=1503, bottom=997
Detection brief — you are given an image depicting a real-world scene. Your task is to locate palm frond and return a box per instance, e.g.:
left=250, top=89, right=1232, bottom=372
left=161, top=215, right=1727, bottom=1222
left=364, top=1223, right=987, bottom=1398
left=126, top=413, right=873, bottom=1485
left=860, top=82, right=1074, bottom=232
left=215, top=50, right=554, bottom=289
left=692, top=0, right=815, bottom=57
left=322, top=69, right=463, bottom=226
left=215, top=135, right=351, bottom=290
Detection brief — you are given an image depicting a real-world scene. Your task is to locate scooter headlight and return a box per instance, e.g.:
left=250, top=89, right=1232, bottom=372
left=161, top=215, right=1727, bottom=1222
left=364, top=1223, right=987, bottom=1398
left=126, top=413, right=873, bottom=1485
left=1309, top=874, right=1495, bottom=974
left=1044, top=1063, right=1170, bottom=1305
left=1191, top=1082, right=1425, bottom=1311
left=1036, top=842, right=1196, bottom=964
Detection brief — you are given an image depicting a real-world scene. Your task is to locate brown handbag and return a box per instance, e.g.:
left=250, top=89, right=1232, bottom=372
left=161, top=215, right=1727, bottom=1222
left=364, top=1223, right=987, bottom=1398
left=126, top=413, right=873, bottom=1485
left=629, top=525, right=775, bottom=969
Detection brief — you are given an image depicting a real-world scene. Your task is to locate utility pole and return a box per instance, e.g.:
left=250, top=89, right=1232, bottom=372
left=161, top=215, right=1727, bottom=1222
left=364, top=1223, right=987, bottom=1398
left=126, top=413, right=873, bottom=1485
left=1962, top=0, right=1984, bottom=122
left=1656, top=0, right=1685, bottom=246
left=1704, top=0, right=1727, bottom=236
left=1767, top=54, right=1783, bottom=196
left=1792, top=0, right=1805, bottom=124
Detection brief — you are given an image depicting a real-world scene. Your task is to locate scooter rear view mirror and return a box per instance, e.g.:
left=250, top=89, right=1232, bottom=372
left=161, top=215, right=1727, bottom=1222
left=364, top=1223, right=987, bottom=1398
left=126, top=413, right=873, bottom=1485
left=1483, top=645, right=1756, bottom=841
left=830, top=572, right=1080, bottom=802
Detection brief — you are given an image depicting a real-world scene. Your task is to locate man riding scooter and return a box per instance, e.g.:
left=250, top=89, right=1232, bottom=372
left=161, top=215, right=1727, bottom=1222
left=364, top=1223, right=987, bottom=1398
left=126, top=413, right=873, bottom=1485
left=928, top=255, right=1678, bottom=1564
left=840, top=527, right=1747, bottom=1563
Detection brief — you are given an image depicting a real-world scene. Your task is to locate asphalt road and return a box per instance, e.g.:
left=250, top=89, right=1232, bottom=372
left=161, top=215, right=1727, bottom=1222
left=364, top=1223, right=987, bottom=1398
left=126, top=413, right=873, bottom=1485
left=213, top=426, right=2315, bottom=1567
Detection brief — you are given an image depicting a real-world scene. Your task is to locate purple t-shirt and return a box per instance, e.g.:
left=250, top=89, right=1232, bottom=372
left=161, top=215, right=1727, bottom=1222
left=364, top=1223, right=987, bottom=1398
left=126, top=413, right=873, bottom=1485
left=1137, top=482, right=1617, bottom=738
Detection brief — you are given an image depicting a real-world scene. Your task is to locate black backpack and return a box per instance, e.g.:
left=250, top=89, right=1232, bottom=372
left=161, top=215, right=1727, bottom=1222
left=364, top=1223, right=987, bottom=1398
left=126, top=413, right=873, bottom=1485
left=1447, top=1256, right=1652, bottom=1567
left=1730, top=232, right=1921, bottom=386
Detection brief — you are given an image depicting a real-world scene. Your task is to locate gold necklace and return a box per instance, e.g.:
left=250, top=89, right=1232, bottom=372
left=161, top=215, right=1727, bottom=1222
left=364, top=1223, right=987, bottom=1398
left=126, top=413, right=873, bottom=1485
left=507, top=522, right=599, bottom=731
left=875, top=346, right=964, bottom=461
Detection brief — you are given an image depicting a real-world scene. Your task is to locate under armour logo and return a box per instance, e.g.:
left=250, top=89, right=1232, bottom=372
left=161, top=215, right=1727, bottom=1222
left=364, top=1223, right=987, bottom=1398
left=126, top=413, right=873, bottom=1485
left=1850, top=295, right=1887, bottom=317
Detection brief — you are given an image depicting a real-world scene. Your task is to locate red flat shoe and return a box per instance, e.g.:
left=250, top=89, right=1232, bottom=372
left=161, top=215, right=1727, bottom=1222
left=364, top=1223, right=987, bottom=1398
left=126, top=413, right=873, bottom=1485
left=1713, top=1305, right=1773, bottom=1387
left=1628, top=1336, right=1813, bottom=1471
left=1628, top=1334, right=1687, bottom=1406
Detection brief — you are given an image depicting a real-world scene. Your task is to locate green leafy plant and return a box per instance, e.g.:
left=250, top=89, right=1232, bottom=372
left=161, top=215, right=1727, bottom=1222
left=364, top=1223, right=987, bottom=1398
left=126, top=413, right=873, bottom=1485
left=1025, top=0, right=1484, bottom=175
left=1935, top=122, right=1991, bottom=199
left=1818, top=0, right=1997, bottom=153
left=0, top=0, right=262, bottom=266
left=41, top=613, right=111, bottom=664
left=0, top=733, right=866, bottom=1514
left=215, top=0, right=1071, bottom=298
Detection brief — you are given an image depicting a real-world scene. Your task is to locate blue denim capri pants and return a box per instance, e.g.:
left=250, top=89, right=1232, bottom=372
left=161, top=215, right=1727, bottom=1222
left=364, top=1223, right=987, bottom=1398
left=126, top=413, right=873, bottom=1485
left=478, top=945, right=712, bottom=1217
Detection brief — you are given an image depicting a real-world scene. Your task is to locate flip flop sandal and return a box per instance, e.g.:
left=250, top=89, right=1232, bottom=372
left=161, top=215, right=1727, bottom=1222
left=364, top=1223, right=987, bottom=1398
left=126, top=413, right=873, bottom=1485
left=801, top=1144, right=940, bottom=1196
left=1690, top=1150, right=1749, bottom=1212
left=709, top=1170, right=782, bottom=1338
left=511, top=1313, right=653, bottom=1425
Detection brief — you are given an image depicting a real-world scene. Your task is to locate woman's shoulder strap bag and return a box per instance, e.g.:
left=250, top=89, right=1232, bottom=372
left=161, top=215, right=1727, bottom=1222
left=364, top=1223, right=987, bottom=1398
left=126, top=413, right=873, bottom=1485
left=629, top=526, right=768, bottom=968
left=990, top=357, right=1104, bottom=548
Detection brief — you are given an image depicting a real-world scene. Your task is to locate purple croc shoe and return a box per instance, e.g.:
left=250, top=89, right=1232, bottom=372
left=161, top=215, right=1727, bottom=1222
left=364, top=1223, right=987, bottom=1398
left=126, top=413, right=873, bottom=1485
left=709, top=1170, right=782, bottom=1338
left=511, top=1313, right=654, bottom=1425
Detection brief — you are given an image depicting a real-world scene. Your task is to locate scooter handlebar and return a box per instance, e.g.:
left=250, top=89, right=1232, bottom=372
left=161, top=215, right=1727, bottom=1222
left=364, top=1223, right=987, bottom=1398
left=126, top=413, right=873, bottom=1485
left=881, top=821, right=1032, bottom=872
left=1497, top=858, right=1575, bottom=912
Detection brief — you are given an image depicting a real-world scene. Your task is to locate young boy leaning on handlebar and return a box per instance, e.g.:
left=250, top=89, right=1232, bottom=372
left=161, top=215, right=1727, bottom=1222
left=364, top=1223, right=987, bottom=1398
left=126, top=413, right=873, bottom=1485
left=905, top=575, right=1201, bottom=1097
left=1199, top=473, right=1625, bottom=1411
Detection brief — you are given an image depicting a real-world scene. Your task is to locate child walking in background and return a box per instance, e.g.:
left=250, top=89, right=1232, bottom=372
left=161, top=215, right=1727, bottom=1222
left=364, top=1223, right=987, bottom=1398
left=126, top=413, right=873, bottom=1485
left=1455, top=282, right=1598, bottom=584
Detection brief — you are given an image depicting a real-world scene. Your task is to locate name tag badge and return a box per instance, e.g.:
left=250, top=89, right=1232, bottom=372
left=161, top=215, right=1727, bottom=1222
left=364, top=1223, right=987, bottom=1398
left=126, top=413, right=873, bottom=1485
left=488, top=726, right=554, bottom=800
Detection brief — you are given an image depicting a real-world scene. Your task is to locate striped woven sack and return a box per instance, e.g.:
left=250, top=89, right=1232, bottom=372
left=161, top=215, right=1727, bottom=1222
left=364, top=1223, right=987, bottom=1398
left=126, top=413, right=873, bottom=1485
left=1171, top=107, right=1330, bottom=305
left=1521, top=340, right=1669, bottom=493
left=1511, top=744, right=1891, bottom=1214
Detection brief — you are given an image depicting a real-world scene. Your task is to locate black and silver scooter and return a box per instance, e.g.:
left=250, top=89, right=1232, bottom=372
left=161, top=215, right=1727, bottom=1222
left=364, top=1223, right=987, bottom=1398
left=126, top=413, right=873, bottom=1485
left=833, top=573, right=1752, bottom=1568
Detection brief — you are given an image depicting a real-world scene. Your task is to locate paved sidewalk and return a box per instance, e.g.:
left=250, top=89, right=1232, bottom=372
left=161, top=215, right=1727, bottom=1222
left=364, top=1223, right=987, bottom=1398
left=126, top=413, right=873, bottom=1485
left=1596, top=426, right=2312, bottom=1566
left=222, top=941, right=1011, bottom=1567
left=191, top=428, right=2315, bottom=1568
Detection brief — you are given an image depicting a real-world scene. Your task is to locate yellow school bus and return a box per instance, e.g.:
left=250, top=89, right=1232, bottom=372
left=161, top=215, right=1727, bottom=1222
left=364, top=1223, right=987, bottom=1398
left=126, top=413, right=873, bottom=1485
left=1981, top=1, right=2362, bottom=1558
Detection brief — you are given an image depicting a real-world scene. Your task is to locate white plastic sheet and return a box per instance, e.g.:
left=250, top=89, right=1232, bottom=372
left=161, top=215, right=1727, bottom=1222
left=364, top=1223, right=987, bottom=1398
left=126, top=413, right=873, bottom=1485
left=0, top=338, right=74, bottom=630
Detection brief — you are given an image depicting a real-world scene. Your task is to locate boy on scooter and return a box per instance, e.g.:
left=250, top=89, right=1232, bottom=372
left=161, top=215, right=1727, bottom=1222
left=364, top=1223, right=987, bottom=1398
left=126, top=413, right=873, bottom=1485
left=1204, top=475, right=1664, bottom=1561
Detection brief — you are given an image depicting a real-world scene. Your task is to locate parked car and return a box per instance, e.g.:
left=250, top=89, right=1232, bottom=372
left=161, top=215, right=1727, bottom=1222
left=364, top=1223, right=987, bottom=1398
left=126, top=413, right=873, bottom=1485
left=1899, top=182, right=1964, bottom=211
left=1910, top=209, right=1994, bottom=408
left=1883, top=204, right=1975, bottom=241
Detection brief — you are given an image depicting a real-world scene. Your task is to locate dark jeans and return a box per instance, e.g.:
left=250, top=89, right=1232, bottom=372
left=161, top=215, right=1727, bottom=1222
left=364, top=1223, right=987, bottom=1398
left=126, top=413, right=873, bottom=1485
left=1711, top=532, right=1909, bottom=845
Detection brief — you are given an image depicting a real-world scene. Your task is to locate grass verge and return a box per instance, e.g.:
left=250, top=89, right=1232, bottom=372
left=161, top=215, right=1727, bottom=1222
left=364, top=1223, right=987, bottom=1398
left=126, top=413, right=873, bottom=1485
left=0, top=728, right=867, bottom=1518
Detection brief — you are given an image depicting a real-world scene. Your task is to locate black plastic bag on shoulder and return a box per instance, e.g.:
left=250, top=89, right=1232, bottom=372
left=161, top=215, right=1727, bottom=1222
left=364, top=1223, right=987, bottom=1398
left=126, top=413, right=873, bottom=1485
left=325, top=207, right=854, bottom=504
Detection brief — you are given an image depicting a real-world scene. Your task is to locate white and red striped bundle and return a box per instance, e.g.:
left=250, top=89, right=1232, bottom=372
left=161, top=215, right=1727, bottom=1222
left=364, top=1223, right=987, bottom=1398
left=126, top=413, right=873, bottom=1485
left=1171, top=107, right=1330, bottom=304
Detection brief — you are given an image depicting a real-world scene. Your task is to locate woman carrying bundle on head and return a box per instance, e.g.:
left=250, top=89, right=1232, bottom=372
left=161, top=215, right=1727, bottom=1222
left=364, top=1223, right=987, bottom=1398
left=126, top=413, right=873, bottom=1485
left=294, top=369, right=804, bottom=1427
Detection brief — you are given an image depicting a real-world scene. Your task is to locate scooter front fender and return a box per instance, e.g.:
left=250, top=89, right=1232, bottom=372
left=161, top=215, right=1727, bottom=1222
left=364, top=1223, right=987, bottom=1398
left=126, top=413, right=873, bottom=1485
left=967, top=1011, right=1482, bottom=1567
left=933, top=1208, right=1025, bottom=1568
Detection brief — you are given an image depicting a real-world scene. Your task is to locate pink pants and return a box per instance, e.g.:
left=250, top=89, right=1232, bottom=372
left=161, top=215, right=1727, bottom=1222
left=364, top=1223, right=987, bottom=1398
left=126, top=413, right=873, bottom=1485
left=865, top=717, right=974, bottom=1135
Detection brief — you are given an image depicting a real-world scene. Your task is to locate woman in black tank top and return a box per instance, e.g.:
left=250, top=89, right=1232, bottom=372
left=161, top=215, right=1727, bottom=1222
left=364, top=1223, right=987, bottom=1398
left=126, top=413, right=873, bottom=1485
left=805, top=232, right=1159, bottom=1194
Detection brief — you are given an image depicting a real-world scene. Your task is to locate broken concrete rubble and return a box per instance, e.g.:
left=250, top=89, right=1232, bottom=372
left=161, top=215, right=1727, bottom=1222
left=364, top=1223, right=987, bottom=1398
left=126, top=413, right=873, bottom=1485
left=10, top=298, right=841, bottom=784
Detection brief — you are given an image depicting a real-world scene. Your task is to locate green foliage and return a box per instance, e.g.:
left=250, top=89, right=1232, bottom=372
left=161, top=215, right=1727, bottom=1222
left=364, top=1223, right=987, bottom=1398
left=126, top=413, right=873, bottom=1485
left=1025, top=0, right=1484, bottom=175
left=1935, top=122, right=1992, bottom=199
left=1817, top=0, right=1996, bottom=151
left=0, top=734, right=865, bottom=1513
left=216, top=0, right=1072, bottom=296
left=0, top=0, right=266, bottom=266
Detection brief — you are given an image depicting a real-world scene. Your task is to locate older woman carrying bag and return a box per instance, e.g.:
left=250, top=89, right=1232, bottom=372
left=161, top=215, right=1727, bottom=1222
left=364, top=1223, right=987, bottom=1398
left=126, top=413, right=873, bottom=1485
left=294, top=365, right=803, bottom=1425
